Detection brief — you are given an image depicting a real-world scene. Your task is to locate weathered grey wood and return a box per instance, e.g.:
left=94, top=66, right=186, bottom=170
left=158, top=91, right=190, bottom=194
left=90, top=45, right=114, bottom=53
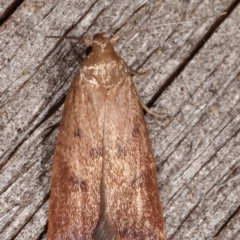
left=0, top=0, right=18, bottom=20
left=148, top=1, right=240, bottom=239
left=0, top=0, right=239, bottom=239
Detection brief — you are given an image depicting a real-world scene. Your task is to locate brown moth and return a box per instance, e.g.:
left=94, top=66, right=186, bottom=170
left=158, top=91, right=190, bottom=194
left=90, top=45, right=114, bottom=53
left=48, top=32, right=165, bottom=240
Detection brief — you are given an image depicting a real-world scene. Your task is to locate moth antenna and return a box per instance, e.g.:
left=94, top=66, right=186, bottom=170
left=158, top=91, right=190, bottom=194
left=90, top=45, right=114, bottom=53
left=45, top=35, right=93, bottom=45
left=46, top=35, right=119, bottom=45
left=117, top=12, right=227, bottom=38
left=45, top=35, right=81, bottom=40
left=46, top=12, right=226, bottom=43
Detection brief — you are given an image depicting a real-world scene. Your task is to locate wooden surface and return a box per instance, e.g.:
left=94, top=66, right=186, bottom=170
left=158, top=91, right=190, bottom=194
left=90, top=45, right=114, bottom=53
left=0, top=0, right=240, bottom=239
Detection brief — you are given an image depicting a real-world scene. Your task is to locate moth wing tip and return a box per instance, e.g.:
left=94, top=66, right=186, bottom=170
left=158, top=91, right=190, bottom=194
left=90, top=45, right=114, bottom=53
left=93, top=214, right=116, bottom=240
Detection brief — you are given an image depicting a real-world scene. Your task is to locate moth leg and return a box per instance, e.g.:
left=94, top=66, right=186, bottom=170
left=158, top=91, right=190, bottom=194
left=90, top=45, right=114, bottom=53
left=140, top=99, right=170, bottom=120
left=129, top=68, right=170, bottom=120
left=129, top=69, right=149, bottom=77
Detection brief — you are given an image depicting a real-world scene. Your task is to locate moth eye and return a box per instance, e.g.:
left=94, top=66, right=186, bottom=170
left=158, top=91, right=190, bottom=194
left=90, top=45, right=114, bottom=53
left=85, top=46, right=92, bottom=56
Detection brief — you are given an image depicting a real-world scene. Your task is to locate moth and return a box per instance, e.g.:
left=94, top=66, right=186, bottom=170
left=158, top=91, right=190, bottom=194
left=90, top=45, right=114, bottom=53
left=48, top=32, right=165, bottom=240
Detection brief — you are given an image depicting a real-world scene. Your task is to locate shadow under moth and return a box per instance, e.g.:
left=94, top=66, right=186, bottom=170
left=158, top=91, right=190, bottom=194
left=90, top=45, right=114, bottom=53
left=48, top=33, right=165, bottom=240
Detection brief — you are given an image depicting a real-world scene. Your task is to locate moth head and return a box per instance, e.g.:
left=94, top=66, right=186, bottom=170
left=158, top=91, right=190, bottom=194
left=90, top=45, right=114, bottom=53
left=82, top=33, right=120, bottom=56
left=45, top=31, right=122, bottom=58
left=83, top=32, right=119, bottom=46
